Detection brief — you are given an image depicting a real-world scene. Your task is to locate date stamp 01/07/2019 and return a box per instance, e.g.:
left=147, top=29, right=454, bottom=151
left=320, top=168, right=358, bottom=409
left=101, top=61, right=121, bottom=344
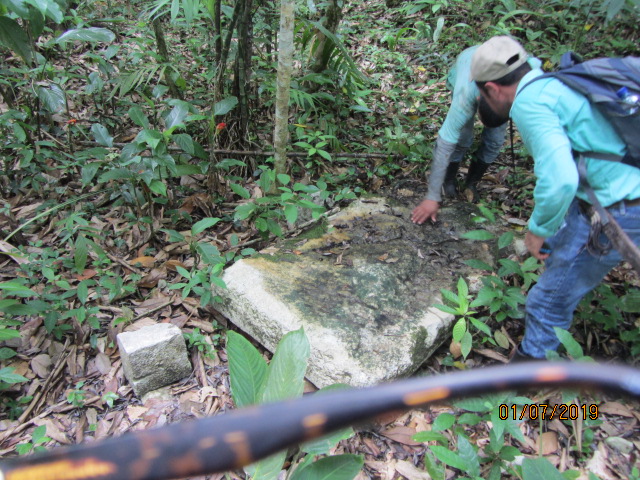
left=498, top=403, right=599, bottom=421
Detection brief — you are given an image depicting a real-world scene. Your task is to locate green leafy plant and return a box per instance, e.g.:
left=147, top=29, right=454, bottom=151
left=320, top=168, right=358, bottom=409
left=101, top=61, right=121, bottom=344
left=183, top=328, right=220, bottom=359
left=226, top=328, right=363, bottom=480
left=414, top=392, right=530, bottom=479
left=232, top=169, right=347, bottom=238
left=15, top=425, right=51, bottom=455
left=67, top=381, right=88, bottom=408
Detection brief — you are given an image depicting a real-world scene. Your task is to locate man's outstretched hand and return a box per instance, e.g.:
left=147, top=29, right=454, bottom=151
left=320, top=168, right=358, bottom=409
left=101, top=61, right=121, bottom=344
left=411, top=199, right=440, bottom=225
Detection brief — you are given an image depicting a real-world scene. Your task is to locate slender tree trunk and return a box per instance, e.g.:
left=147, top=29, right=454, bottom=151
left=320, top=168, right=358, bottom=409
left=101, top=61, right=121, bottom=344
left=214, top=0, right=222, bottom=65
left=310, top=0, right=344, bottom=74
left=272, top=0, right=294, bottom=189
left=152, top=18, right=183, bottom=99
left=234, top=0, right=254, bottom=139
left=214, top=1, right=242, bottom=99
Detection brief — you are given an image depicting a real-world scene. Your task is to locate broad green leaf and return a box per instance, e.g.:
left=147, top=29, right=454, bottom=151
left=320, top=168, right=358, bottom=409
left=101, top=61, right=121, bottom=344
left=554, top=327, right=583, bottom=359
left=196, top=242, right=222, bottom=264
left=98, top=168, right=133, bottom=183
left=0, top=280, right=36, bottom=297
left=226, top=330, right=268, bottom=407
left=266, top=218, right=283, bottom=237
left=234, top=203, right=256, bottom=221
left=77, top=280, right=89, bottom=305
left=37, top=84, right=65, bottom=114
left=0, top=17, right=32, bottom=64
left=128, top=106, right=149, bottom=128
left=429, top=445, right=467, bottom=471
left=216, top=158, right=246, bottom=170
left=317, top=149, right=332, bottom=161
left=521, top=457, right=566, bottom=480
left=453, top=395, right=496, bottom=413
left=81, top=162, right=101, bottom=186
left=289, top=454, right=363, bottom=480
left=0, top=367, right=28, bottom=384
left=0, top=329, right=21, bottom=341
left=173, top=133, right=194, bottom=154
left=277, top=173, right=291, bottom=185
left=457, top=435, right=480, bottom=478
left=620, top=290, right=640, bottom=313
left=498, top=231, right=514, bottom=249
left=56, top=27, right=115, bottom=44
left=460, top=331, right=472, bottom=358
left=432, top=412, right=456, bottom=431
left=74, top=235, right=88, bottom=273
left=412, top=430, right=448, bottom=443
left=456, top=277, right=468, bottom=299
left=161, top=229, right=186, bottom=243
left=27, top=0, right=63, bottom=23
left=213, top=96, right=238, bottom=116
left=191, top=217, right=221, bottom=235
left=261, top=328, right=310, bottom=403
left=464, top=259, right=493, bottom=271
left=462, top=229, right=495, bottom=241
left=148, top=179, right=167, bottom=197
left=164, top=101, right=190, bottom=130
left=434, top=303, right=459, bottom=315
left=2, top=0, right=29, bottom=17
left=452, top=317, right=466, bottom=342
left=423, top=449, right=445, bottom=480
left=440, top=288, right=460, bottom=306
left=136, top=129, right=163, bottom=150
left=230, top=183, right=251, bottom=199
left=0, top=347, right=17, bottom=360
left=245, top=450, right=287, bottom=480
left=91, top=124, right=113, bottom=147
left=469, top=317, right=492, bottom=337
left=284, top=204, right=298, bottom=225
left=457, top=412, right=482, bottom=425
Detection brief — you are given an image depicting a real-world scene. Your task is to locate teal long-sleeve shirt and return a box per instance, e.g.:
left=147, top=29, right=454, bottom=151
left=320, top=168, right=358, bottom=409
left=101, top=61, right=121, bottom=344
left=438, top=46, right=479, bottom=144
left=511, top=66, right=640, bottom=238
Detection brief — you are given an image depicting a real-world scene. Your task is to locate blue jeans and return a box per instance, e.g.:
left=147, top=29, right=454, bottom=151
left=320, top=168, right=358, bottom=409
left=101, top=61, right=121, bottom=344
left=521, top=199, right=640, bottom=358
left=449, top=119, right=506, bottom=165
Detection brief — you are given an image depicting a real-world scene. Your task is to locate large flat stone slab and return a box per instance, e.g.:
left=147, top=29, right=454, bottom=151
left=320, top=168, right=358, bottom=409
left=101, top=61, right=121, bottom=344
left=215, top=195, right=495, bottom=388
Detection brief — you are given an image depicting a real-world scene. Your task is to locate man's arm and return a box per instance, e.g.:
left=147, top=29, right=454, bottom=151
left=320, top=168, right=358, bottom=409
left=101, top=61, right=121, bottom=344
left=412, top=137, right=458, bottom=224
left=511, top=87, right=579, bottom=239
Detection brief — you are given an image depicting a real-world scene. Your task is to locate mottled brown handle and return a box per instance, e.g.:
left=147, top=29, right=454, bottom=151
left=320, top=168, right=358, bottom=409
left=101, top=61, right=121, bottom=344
left=2, top=362, right=639, bottom=480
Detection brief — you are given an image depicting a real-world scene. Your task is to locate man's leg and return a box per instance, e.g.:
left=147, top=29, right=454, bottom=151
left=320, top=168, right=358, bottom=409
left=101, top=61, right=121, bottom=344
left=442, top=119, right=475, bottom=197
left=464, top=124, right=507, bottom=199
left=521, top=200, right=640, bottom=358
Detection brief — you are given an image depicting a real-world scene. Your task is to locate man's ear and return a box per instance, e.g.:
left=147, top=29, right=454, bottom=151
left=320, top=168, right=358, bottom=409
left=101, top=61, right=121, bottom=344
left=482, top=81, right=501, bottom=98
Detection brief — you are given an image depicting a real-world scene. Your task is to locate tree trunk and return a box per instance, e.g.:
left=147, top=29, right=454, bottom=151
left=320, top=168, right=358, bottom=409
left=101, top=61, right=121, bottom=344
left=213, top=0, right=222, bottom=65
left=309, top=0, right=344, bottom=74
left=152, top=18, right=183, bottom=100
left=272, top=0, right=294, bottom=189
left=234, top=0, right=254, bottom=139
left=214, top=1, right=243, bottom=99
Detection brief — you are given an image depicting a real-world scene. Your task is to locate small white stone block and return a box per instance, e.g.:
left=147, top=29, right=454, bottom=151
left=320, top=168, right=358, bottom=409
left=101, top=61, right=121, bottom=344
left=117, top=323, right=192, bottom=397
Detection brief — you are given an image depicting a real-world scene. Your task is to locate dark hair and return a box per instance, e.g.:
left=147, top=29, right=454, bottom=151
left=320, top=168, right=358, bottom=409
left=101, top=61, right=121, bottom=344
left=476, top=62, right=532, bottom=91
left=477, top=96, right=508, bottom=128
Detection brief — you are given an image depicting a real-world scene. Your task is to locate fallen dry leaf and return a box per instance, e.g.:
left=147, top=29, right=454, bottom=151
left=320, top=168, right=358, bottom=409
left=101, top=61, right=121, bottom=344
left=599, top=401, right=635, bottom=418
left=395, top=460, right=431, bottom=480
left=379, top=426, right=422, bottom=446
left=538, top=431, right=559, bottom=455
left=30, top=354, right=52, bottom=378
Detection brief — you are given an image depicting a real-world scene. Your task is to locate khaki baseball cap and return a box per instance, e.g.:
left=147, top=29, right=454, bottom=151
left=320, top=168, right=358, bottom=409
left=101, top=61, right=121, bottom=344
left=471, top=36, right=528, bottom=82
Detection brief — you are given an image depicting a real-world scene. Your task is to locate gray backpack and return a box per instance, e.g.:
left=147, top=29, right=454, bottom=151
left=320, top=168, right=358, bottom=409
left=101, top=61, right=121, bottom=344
left=522, top=51, right=640, bottom=167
